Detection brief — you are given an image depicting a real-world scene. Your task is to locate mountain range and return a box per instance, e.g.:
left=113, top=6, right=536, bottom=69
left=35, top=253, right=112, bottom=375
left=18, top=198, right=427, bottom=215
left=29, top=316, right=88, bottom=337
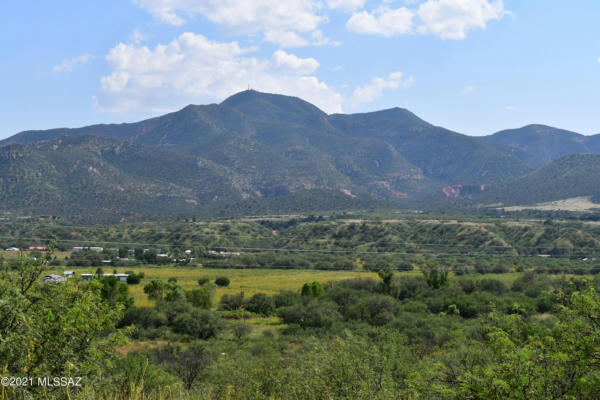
left=2, top=90, right=599, bottom=221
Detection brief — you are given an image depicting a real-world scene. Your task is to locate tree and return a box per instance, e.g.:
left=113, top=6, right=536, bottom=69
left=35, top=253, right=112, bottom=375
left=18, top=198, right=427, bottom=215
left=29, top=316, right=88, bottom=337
left=245, top=293, right=274, bottom=315
left=0, top=249, right=125, bottom=396
left=220, top=292, right=245, bottom=311
left=118, top=246, right=129, bottom=258
left=144, top=279, right=167, bottom=301
left=186, top=287, right=212, bottom=309
left=301, top=281, right=324, bottom=297
left=156, top=341, right=211, bottom=390
left=173, top=310, right=223, bottom=339
left=231, top=321, right=252, bottom=341
left=460, top=287, right=600, bottom=399
left=377, top=269, right=394, bottom=294
left=422, top=264, right=449, bottom=289
left=100, top=275, right=134, bottom=308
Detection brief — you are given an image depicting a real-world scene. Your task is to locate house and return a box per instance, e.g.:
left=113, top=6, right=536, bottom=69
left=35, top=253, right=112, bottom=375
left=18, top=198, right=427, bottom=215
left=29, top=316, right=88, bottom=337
left=115, top=273, right=129, bottom=282
left=72, top=246, right=104, bottom=252
left=208, top=250, right=240, bottom=257
left=5, top=247, right=19, bottom=251
left=44, top=274, right=65, bottom=284
left=81, top=273, right=94, bottom=280
left=63, top=270, right=75, bottom=278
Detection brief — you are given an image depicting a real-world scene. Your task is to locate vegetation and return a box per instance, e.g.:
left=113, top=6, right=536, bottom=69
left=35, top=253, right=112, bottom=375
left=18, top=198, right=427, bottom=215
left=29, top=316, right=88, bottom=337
left=3, top=213, right=600, bottom=398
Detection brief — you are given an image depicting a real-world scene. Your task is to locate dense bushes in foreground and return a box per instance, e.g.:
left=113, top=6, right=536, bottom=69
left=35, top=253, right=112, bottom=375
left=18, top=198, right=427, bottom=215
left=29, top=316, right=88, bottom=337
left=3, top=249, right=600, bottom=399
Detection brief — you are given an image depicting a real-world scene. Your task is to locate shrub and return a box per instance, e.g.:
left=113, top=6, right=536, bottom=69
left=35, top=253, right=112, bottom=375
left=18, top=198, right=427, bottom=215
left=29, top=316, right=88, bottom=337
left=173, top=310, right=223, bottom=339
left=215, top=276, right=230, bottom=287
left=245, top=293, right=274, bottom=315
left=230, top=321, right=253, bottom=340
left=186, top=287, right=212, bottom=309
left=272, top=291, right=299, bottom=308
left=220, top=292, right=245, bottom=311
left=301, top=281, right=324, bottom=296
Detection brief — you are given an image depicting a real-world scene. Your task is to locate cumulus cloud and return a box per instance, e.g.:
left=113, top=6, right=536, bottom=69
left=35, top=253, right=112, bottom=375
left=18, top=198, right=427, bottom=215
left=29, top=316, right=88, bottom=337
left=95, top=32, right=343, bottom=115
left=352, top=71, right=414, bottom=104
left=53, top=54, right=94, bottom=72
left=346, top=0, right=507, bottom=39
left=462, top=85, right=475, bottom=94
left=417, top=0, right=507, bottom=39
left=346, top=7, right=414, bottom=36
left=133, top=0, right=351, bottom=47
left=326, top=0, right=367, bottom=12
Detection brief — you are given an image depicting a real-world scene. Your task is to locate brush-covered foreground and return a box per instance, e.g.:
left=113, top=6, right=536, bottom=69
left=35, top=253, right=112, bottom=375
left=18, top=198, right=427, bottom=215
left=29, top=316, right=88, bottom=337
left=3, top=249, right=600, bottom=400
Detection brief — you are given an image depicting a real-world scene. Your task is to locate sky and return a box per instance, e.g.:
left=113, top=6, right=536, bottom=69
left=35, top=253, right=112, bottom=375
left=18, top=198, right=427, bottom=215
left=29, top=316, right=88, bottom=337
left=1, top=0, right=599, bottom=139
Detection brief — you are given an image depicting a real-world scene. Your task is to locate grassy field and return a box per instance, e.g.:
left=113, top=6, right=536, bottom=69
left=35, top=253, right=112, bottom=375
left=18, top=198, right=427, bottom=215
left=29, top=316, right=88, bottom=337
left=48, top=266, right=559, bottom=307
left=50, top=266, right=395, bottom=307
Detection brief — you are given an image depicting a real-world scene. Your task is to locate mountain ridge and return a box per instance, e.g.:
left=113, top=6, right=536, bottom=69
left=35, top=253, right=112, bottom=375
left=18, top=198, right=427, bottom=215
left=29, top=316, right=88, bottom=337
left=1, top=90, right=599, bottom=220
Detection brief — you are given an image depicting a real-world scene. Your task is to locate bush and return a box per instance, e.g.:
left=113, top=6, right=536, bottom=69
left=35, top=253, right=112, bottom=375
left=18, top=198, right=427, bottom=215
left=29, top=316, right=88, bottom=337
left=245, top=293, right=274, bottom=315
left=119, top=307, right=167, bottom=329
left=230, top=321, right=253, bottom=340
left=126, top=273, right=142, bottom=284
left=278, top=301, right=342, bottom=329
left=301, top=281, right=324, bottom=296
left=198, top=277, right=210, bottom=285
left=215, top=276, right=230, bottom=287
left=272, top=291, right=299, bottom=308
left=477, top=278, right=508, bottom=294
left=186, top=287, right=212, bottom=309
left=173, top=310, right=223, bottom=339
left=220, top=292, right=245, bottom=311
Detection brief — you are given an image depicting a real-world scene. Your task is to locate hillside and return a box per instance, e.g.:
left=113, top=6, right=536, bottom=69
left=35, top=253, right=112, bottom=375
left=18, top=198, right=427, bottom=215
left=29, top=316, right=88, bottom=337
left=3, top=90, right=600, bottom=220
left=473, top=154, right=600, bottom=206
left=0, top=135, right=253, bottom=222
left=479, top=124, right=600, bottom=167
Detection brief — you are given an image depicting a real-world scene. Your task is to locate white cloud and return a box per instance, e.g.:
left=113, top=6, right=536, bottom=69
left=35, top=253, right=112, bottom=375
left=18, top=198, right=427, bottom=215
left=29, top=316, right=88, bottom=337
left=326, top=0, right=367, bottom=12
left=96, top=32, right=343, bottom=115
left=129, top=29, right=147, bottom=44
left=264, top=30, right=310, bottom=48
left=346, top=7, right=414, bottom=37
left=272, top=50, right=319, bottom=74
left=134, top=0, right=324, bottom=32
left=504, top=105, right=514, bottom=110
left=417, top=0, right=507, bottom=39
left=133, top=0, right=346, bottom=47
left=462, top=85, right=474, bottom=94
left=346, top=0, right=507, bottom=39
left=597, top=57, right=600, bottom=63
left=352, top=71, right=414, bottom=104
left=53, top=54, right=94, bottom=72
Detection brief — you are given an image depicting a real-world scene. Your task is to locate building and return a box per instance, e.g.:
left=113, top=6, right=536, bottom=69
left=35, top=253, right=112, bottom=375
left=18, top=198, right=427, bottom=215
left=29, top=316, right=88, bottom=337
left=81, top=273, right=94, bottom=280
left=28, top=246, right=46, bottom=251
left=5, top=247, right=19, bottom=251
left=115, top=273, right=129, bottom=282
left=44, top=274, right=65, bottom=284
left=63, top=270, right=75, bottom=278
left=72, top=246, right=104, bottom=252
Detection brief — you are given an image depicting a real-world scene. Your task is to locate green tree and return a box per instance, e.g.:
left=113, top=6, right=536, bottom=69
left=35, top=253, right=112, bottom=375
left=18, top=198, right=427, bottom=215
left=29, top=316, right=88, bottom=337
left=422, top=264, right=449, bottom=289
left=0, top=250, right=125, bottom=397
left=186, top=287, right=212, bottom=309
left=143, top=279, right=167, bottom=302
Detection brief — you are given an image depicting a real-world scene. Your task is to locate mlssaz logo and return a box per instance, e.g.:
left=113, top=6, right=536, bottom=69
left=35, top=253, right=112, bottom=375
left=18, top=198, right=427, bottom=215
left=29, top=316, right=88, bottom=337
left=37, top=377, right=82, bottom=387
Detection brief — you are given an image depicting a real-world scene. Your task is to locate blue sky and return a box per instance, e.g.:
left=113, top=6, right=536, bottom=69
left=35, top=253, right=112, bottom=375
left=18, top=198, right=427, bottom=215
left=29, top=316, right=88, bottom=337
left=1, top=0, right=599, bottom=139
